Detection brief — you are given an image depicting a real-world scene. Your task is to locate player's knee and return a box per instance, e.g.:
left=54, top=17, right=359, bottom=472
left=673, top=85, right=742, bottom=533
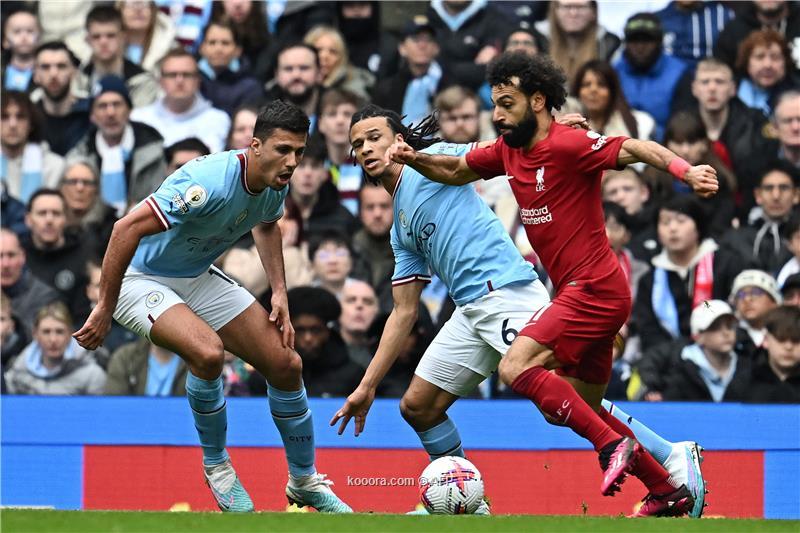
left=399, top=395, right=437, bottom=429
left=191, top=338, right=225, bottom=376
left=271, top=349, right=303, bottom=382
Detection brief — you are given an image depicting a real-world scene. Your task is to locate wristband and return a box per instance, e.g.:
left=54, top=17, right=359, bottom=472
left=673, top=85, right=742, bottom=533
left=667, top=157, right=691, bottom=182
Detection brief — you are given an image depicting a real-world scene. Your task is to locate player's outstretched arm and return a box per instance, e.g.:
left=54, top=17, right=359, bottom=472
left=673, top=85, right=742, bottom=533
left=330, top=280, right=426, bottom=436
left=252, top=221, right=294, bottom=350
left=617, top=138, right=719, bottom=198
left=73, top=204, right=164, bottom=350
left=386, top=141, right=481, bottom=186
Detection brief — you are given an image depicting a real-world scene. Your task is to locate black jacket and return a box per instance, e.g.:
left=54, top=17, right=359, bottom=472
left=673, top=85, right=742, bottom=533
left=742, top=351, right=800, bottom=403
left=304, top=181, right=360, bottom=238
left=720, top=208, right=798, bottom=276
left=21, top=230, right=92, bottom=325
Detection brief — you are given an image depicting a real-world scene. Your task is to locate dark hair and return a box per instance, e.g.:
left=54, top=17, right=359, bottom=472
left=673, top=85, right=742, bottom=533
left=282, top=195, right=306, bottom=245
left=572, top=59, right=639, bottom=138
left=35, top=41, right=79, bottom=67
left=26, top=188, right=65, bottom=213
left=86, top=5, right=123, bottom=30
left=658, top=194, right=709, bottom=241
left=758, top=159, right=800, bottom=188
left=1, top=91, right=44, bottom=143
left=603, top=201, right=632, bottom=231
left=202, top=20, right=242, bottom=47
left=277, top=42, right=320, bottom=69
left=210, top=0, right=269, bottom=56
left=350, top=104, right=441, bottom=151
left=308, top=229, right=353, bottom=262
left=320, top=89, right=364, bottom=114
left=164, top=138, right=211, bottom=163
left=253, top=100, right=310, bottom=140
left=664, top=111, right=708, bottom=144
left=300, top=138, right=328, bottom=165
left=487, top=52, right=567, bottom=112
left=784, top=213, right=800, bottom=240
left=764, top=305, right=800, bottom=343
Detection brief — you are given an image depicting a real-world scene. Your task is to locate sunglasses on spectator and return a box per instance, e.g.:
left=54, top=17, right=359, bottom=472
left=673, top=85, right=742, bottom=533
left=735, top=287, right=768, bottom=301
left=296, top=325, right=327, bottom=335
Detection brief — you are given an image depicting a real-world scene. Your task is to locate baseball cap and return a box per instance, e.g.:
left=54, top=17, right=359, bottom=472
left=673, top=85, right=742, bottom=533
left=729, top=269, right=782, bottom=305
left=690, top=299, right=736, bottom=335
left=624, top=13, right=663, bottom=42
left=402, top=15, right=435, bottom=39
left=781, top=273, right=800, bottom=296
left=90, top=75, right=132, bottom=110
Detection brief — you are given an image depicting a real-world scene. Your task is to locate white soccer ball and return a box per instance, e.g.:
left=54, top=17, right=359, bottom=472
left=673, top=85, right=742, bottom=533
left=419, top=456, right=484, bottom=514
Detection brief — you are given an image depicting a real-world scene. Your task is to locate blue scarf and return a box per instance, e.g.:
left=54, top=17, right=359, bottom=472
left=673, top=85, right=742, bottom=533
left=0, top=143, right=44, bottom=203
left=25, top=338, right=80, bottom=378
left=652, top=267, right=681, bottom=339
left=402, top=62, right=442, bottom=127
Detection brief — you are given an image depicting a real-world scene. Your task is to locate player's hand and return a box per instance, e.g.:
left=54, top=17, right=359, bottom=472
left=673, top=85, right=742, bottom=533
left=385, top=141, right=417, bottom=166
left=330, top=384, right=376, bottom=437
left=554, top=113, right=589, bottom=130
left=270, top=291, right=295, bottom=350
left=73, top=304, right=113, bottom=350
left=684, top=164, right=719, bottom=198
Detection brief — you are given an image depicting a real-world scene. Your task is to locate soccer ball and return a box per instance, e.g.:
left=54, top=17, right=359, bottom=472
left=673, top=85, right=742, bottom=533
left=418, top=456, right=484, bottom=514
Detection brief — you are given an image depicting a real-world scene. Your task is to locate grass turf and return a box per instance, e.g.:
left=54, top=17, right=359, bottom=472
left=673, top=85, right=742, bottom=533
left=2, top=510, right=799, bottom=533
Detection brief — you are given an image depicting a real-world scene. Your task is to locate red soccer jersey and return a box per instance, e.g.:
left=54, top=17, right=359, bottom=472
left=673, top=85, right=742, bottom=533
left=466, top=122, right=629, bottom=296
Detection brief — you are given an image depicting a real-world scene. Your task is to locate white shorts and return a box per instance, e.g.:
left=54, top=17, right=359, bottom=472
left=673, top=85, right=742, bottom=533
left=415, top=279, right=550, bottom=397
left=113, top=265, right=256, bottom=339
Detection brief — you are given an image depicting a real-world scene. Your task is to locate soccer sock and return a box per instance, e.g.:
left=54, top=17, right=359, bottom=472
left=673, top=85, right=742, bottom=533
left=598, top=407, right=678, bottom=494
left=417, top=418, right=466, bottom=461
left=186, top=372, right=229, bottom=466
left=511, top=366, right=619, bottom=451
left=601, top=399, right=674, bottom=465
left=268, top=385, right=316, bottom=477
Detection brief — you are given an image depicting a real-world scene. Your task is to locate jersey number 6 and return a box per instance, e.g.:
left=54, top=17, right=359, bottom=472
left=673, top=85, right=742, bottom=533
left=501, top=318, right=518, bottom=346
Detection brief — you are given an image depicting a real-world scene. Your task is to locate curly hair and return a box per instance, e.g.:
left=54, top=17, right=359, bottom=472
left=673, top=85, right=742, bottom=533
left=350, top=104, right=441, bottom=151
left=253, top=100, right=310, bottom=140
left=487, top=52, right=568, bottom=111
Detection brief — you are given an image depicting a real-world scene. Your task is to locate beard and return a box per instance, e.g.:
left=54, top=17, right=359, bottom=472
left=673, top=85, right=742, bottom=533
left=45, top=83, right=71, bottom=103
left=497, top=109, right=538, bottom=148
left=282, top=84, right=315, bottom=107
left=624, top=46, right=662, bottom=72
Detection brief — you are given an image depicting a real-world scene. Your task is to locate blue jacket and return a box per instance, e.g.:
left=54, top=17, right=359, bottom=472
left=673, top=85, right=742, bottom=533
left=656, top=1, right=734, bottom=67
left=615, top=53, right=687, bottom=141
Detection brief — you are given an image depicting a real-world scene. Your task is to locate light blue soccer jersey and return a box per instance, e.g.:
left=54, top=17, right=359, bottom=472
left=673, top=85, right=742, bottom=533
left=391, top=142, right=537, bottom=306
left=131, top=150, right=286, bottom=277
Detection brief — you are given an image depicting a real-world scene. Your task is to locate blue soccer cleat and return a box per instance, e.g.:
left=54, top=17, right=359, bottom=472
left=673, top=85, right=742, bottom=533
left=204, top=459, right=255, bottom=512
left=285, top=472, right=353, bottom=513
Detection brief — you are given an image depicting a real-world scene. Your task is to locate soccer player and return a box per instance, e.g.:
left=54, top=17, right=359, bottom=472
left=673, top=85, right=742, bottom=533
left=73, top=101, right=351, bottom=514
left=385, top=52, right=718, bottom=517
left=332, top=104, right=706, bottom=517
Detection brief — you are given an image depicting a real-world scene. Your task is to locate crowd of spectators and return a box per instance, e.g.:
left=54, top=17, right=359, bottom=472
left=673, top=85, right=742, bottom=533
left=1, top=0, right=798, bottom=403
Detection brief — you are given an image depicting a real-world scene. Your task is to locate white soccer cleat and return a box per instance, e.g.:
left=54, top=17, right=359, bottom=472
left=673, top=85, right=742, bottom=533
left=203, top=459, right=254, bottom=512
left=662, top=441, right=706, bottom=518
left=285, top=472, right=353, bottom=513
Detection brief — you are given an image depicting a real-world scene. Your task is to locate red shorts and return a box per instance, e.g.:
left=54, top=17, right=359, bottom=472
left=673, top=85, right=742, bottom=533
left=519, top=280, right=631, bottom=384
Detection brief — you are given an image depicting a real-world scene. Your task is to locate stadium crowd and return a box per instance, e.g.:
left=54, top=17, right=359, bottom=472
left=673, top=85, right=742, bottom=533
left=1, top=0, right=798, bottom=403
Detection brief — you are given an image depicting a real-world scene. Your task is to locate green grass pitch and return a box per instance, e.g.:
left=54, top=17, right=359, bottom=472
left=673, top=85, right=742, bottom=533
left=2, top=510, right=799, bottom=533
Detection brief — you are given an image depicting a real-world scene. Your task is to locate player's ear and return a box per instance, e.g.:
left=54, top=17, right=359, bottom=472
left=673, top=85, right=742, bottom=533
left=395, top=132, right=405, bottom=144
left=250, top=136, right=262, bottom=154
left=530, top=91, right=545, bottom=113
